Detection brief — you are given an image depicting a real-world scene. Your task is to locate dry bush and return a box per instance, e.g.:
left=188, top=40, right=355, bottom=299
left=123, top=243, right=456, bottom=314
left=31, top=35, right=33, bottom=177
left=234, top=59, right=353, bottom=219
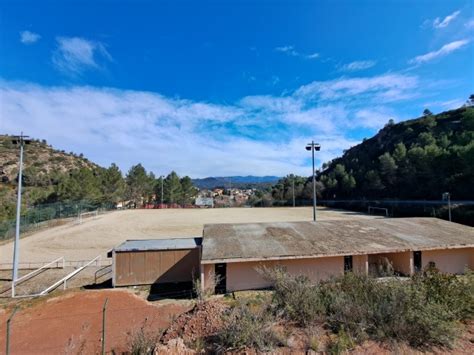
left=217, top=301, right=278, bottom=351
left=193, top=270, right=222, bottom=302
left=262, top=266, right=474, bottom=349
left=127, top=323, right=163, bottom=355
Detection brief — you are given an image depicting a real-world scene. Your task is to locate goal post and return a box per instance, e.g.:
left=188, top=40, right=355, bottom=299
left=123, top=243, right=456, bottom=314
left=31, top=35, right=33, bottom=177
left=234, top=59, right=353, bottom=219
left=368, top=206, right=389, bottom=217
left=77, top=210, right=99, bottom=224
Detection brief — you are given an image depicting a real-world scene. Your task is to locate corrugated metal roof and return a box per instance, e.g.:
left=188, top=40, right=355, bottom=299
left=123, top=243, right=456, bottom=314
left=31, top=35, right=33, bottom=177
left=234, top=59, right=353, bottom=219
left=201, top=218, right=474, bottom=263
left=115, top=237, right=202, bottom=252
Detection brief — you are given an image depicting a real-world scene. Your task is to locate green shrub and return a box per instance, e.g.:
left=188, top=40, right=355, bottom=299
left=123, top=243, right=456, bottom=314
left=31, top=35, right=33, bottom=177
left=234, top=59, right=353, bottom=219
left=327, top=328, right=355, bottom=354
left=264, top=267, right=473, bottom=348
left=261, top=266, right=325, bottom=326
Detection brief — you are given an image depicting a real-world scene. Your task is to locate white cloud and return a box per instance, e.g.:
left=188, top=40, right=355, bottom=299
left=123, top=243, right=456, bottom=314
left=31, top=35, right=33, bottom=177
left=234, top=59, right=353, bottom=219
left=433, top=10, right=461, bottom=29
left=409, top=39, right=469, bottom=65
left=423, top=98, right=465, bottom=110
left=295, top=74, right=418, bottom=102
left=20, top=30, right=41, bottom=44
left=466, top=19, right=474, bottom=29
left=275, top=45, right=299, bottom=56
left=355, top=108, right=396, bottom=129
left=339, top=60, right=376, bottom=72
left=305, top=53, right=320, bottom=59
left=52, top=37, right=112, bottom=75
left=275, top=46, right=319, bottom=59
left=0, top=73, right=421, bottom=177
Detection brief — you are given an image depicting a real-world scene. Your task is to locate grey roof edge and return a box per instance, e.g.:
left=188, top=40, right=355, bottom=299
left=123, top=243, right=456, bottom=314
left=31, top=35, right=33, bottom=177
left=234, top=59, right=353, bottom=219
left=114, top=237, right=202, bottom=252
left=201, top=243, right=474, bottom=264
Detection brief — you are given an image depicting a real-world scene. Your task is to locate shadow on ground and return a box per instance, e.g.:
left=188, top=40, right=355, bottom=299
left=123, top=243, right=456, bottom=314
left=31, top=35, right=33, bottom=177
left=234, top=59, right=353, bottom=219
left=147, top=282, right=196, bottom=301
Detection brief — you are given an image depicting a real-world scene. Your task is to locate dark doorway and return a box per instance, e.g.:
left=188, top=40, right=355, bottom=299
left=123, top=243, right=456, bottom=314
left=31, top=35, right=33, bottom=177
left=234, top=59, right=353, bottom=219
left=344, top=255, right=353, bottom=273
left=215, top=263, right=227, bottom=294
left=414, top=251, right=422, bottom=272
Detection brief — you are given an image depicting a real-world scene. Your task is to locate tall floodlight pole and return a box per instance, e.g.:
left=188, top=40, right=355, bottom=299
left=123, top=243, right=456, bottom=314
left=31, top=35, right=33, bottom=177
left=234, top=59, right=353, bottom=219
left=292, top=176, right=295, bottom=208
left=11, top=133, right=31, bottom=295
left=160, top=175, right=164, bottom=207
left=306, top=141, right=321, bottom=222
left=442, top=192, right=451, bottom=222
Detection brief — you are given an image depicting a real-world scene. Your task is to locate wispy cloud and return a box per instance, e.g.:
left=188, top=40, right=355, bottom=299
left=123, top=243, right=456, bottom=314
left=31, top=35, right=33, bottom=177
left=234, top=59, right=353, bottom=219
left=20, top=30, right=41, bottom=44
left=275, top=45, right=299, bottom=56
left=52, top=37, right=112, bottom=75
left=466, top=19, right=474, bottom=29
left=275, top=46, right=319, bottom=60
left=423, top=98, right=465, bottom=110
left=305, top=53, right=320, bottom=59
left=409, top=39, right=469, bottom=65
left=0, top=73, right=421, bottom=176
left=339, top=60, right=376, bottom=72
left=295, top=74, right=419, bottom=102
left=433, top=10, right=461, bottom=29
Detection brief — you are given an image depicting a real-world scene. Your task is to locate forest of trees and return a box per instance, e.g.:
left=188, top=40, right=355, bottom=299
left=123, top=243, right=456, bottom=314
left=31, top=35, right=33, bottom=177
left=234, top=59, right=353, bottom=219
left=267, top=107, right=473, bottom=203
left=317, top=107, right=473, bottom=200
left=49, top=164, right=197, bottom=208
left=0, top=161, right=197, bottom=223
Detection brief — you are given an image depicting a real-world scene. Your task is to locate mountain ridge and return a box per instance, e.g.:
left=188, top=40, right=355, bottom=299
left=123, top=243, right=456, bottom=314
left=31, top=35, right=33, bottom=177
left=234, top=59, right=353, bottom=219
left=192, top=176, right=280, bottom=189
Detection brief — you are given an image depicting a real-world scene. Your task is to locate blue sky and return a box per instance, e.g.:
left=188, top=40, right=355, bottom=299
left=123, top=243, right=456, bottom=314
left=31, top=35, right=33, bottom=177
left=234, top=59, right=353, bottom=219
left=1, top=0, right=473, bottom=177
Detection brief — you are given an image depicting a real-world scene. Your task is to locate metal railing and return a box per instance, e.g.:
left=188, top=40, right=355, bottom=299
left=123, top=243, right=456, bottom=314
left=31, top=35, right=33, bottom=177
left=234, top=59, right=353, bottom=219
left=11, top=257, right=65, bottom=297
left=14, top=255, right=101, bottom=298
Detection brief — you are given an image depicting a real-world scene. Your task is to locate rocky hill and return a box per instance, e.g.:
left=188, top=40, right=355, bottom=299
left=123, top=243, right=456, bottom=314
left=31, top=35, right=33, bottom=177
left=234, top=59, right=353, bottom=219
left=0, top=135, right=102, bottom=221
left=0, top=135, right=98, bottom=184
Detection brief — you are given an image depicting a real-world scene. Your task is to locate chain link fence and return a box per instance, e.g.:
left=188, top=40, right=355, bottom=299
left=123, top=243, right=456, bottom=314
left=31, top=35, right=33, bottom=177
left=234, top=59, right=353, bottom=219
left=0, top=200, right=116, bottom=241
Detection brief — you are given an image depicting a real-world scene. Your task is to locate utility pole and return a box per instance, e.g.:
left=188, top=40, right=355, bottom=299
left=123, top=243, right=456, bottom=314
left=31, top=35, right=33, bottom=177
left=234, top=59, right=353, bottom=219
left=305, top=141, right=321, bottom=222
left=11, top=133, right=31, bottom=295
left=442, top=192, right=451, bottom=222
left=160, top=175, right=164, bottom=207
left=292, top=176, right=295, bottom=208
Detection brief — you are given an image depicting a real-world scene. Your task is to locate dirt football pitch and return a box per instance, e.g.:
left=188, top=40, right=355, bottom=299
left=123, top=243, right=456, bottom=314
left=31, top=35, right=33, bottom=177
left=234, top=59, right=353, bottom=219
left=2, top=207, right=376, bottom=265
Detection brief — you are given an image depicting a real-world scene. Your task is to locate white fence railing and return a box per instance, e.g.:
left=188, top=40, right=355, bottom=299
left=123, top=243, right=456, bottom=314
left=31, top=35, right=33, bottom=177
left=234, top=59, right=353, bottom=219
left=11, top=257, right=65, bottom=297
left=12, top=255, right=102, bottom=298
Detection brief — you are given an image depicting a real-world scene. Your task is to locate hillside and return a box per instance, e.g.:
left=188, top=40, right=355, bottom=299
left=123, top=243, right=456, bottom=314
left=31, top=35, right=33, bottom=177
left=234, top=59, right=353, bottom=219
left=0, top=136, right=198, bottom=226
left=192, top=176, right=280, bottom=189
left=0, top=135, right=99, bottom=184
left=317, top=107, right=474, bottom=200
left=0, top=135, right=105, bottom=222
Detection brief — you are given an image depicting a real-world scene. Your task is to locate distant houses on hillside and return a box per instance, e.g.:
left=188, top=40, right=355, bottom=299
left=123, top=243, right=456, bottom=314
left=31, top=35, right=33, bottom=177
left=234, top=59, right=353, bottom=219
left=195, top=188, right=256, bottom=208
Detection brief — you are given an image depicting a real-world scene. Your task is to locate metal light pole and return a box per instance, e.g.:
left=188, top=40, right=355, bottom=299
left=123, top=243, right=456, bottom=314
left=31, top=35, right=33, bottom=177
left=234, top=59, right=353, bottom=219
left=442, top=192, right=451, bottom=222
left=292, top=175, right=295, bottom=208
left=11, top=134, right=31, bottom=294
left=306, top=141, right=321, bottom=222
left=160, top=175, right=164, bottom=207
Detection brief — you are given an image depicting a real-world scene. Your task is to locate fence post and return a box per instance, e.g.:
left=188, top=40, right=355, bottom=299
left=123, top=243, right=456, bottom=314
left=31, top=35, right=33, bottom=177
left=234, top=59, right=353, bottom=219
left=101, top=298, right=108, bottom=355
left=6, top=307, right=18, bottom=355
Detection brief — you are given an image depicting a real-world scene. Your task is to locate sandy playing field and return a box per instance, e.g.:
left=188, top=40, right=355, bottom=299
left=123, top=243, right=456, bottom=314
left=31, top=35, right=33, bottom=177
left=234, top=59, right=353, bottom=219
left=2, top=207, right=375, bottom=264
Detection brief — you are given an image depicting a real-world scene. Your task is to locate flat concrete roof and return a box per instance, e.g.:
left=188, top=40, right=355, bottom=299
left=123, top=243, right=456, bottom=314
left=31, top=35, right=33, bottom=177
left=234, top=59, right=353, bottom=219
left=201, top=218, right=474, bottom=263
left=114, top=237, right=202, bottom=252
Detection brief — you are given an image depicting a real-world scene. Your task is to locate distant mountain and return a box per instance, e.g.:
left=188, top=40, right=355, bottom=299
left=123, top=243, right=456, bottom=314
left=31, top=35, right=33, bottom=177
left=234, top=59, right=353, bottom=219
left=192, top=176, right=280, bottom=189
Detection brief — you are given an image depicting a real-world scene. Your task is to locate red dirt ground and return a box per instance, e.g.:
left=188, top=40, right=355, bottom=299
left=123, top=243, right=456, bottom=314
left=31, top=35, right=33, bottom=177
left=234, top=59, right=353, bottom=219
left=0, top=289, right=191, bottom=354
